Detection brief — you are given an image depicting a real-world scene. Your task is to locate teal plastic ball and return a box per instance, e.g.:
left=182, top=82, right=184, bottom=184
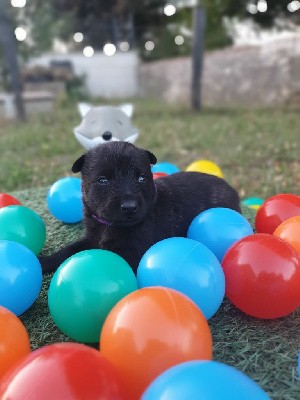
left=0, top=205, right=46, bottom=255
left=48, top=249, right=138, bottom=342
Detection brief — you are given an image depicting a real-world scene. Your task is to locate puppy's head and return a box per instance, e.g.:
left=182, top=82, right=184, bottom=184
left=72, top=142, right=157, bottom=227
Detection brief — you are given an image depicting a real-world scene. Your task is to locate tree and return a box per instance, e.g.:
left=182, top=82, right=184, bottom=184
left=13, top=1, right=300, bottom=61
left=0, top=0, right=25, bottom=121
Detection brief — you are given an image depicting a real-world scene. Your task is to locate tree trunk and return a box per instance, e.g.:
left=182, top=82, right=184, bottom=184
left=191, top=6, right=206, bottom=111
left=0, top=2, right=26, bottom=121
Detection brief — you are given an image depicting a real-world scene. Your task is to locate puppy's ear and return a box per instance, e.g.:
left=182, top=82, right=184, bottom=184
left=72, top=154, right=85, bottom=173
left=146, top=150, right=157, bottom=165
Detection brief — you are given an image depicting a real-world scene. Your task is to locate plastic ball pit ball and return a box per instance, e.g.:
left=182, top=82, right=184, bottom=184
left=185, top=159, right=224, bottom=178
left=0, top=193, right=21, bottom=208
left=48, top=249, right=138, bottom=342
left=0, top=240, right=43, bottom=316
left=137, top=237, right=225, bottom=319
left=100, top=287, right=212, bottom=400
left=151, top=162, right=180, bottom=175
left=222, top=233, right=300, bottom=319
left=255, top=193, right=300, bottom=234
left=273, top=216, right=300, bottom=257
left=0, top=306, right=30, bottom=379
left=187, top=207, right=254, bottom=262
left=152, top=172, right=168, bottom=180
left=141, top=360, right=270, bottom=400
left=47, top=177, right=83, bottom=223
left=242, top=196, right=264, bottom=210
left=0, top=343, right=126, bottom=400
left=0, top=205, right=46, bottom=255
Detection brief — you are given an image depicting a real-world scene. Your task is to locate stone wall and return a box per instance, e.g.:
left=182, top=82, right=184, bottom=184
left=25, top=35, right=300, bottom=108
left=139, top=36, right=300, bottom=107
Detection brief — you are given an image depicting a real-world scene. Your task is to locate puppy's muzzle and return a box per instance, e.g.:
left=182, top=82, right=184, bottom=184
left=121, top=199, right=138, bottom=214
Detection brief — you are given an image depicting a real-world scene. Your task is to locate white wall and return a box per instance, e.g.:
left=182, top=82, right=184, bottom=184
left=28, top=51, right=139, bottom=98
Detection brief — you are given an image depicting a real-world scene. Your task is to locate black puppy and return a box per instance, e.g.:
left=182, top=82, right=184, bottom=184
left=40, top=142, right=241, bottom=274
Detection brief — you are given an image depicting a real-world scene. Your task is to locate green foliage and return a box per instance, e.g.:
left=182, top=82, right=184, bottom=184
left=6, top=0, right=300, bottom=63
left=11, top=0, right=74, bottom=58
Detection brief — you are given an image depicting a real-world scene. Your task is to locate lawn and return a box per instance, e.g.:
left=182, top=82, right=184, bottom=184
left=0, top=98, right=299, bottom=198
left=0, top=99, right=300, bottom=399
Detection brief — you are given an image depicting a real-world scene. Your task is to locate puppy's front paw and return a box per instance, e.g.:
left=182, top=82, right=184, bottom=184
left=38, top=254, right=61, bottom=274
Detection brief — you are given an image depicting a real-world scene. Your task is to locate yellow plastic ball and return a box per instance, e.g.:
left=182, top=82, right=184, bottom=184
left=185, top=160, right=224, bottom=178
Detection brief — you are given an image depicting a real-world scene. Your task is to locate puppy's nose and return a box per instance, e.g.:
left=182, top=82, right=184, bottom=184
left=102, top=131, right=112, bottom=141
left=121, top=199, right=138, bottom=214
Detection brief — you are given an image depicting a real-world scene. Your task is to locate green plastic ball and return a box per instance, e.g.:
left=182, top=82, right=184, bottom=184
left=48, top=249, right=138, bottom=343
left=0, top=205, right=46, bottom=255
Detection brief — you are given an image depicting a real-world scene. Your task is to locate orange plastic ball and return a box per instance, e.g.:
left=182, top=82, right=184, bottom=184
left=274, top=216, right=300, bottom=257
left=100, top=287, right=213, bottom=400
left=0, top=306, right=30, bottom=378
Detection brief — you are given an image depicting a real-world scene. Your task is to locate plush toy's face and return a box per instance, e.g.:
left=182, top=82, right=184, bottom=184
left=73, top=104, right=139, bottom=150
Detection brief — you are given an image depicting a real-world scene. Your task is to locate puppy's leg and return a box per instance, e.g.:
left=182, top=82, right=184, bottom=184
left=39, top=237, right=92, bottom=274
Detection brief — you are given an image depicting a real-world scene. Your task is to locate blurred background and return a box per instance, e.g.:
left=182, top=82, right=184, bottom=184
left=0, top=0, right=299, bottom=198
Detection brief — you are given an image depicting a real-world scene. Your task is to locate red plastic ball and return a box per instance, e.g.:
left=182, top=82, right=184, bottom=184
left=0, top=193, right=21, bottom=208
left=255, top=194, right=300, bottom=234
left=0, top=343, right=126, bottom=400
left=222, top=233, right=300, bottom=319
left=152, top=172, right=168, bottom=180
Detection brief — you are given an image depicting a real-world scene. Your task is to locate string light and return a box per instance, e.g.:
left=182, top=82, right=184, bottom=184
left=175, top=35, right=184, bottom=45
left=145, top=41, right=155, bottom=51
left=246, top=3, right=258, bottom=14
left=14, top=27, right=27, bottom=41
left=257, top=0, right=268, bottom=13
left=119, top=41, right=130, bottom=51
left=287, top=1, right=300, bottom=12
left=103, top=43, right=116, bottom=56
left=11, top=0, right=26, bottom=8
left=83, top=46, right=94, bottom=57
left=164, top=4, right=176, bottom=17
left=73, top=32, right=84, bottom=43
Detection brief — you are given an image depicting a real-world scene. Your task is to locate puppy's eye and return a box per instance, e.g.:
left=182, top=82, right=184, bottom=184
left=98, top=176, right=109, bottom=185
left=138, top=174, right=147, bottom=183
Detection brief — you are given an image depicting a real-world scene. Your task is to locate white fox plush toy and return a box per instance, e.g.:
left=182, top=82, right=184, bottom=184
left=73, top=103, right=139, bottom=149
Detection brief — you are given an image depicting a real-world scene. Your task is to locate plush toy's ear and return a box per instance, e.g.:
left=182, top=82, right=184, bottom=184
left=146, top=150, right=157, bottom=165
left=72, top=154, right=85, bottom=173
left=77, top=102, right=93, bottom=117
left=119, top=103, right=134, bottom=118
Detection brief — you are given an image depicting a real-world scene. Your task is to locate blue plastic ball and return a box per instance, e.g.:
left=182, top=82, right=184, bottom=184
left=142, top=360, right=270, bottom=400
left=152, top=162, right=180, bottom=175
left=0, top=240, right=42, bottom=316
left=47, top=177, right=83, bottom=223
left=137, top=237, right=225, bottom=319
left=187, top=207, right=254, bottom=262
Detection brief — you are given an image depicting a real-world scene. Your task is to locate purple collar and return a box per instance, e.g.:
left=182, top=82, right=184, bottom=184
left=92, top=213, right=113, bottom=226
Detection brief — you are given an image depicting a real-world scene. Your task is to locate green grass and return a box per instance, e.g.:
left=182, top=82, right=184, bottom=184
left=0, top=98, right=299, bottom=199
left=13, top=187, right=300, bottom=400
left=1, top=99, right=300, bottom=398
